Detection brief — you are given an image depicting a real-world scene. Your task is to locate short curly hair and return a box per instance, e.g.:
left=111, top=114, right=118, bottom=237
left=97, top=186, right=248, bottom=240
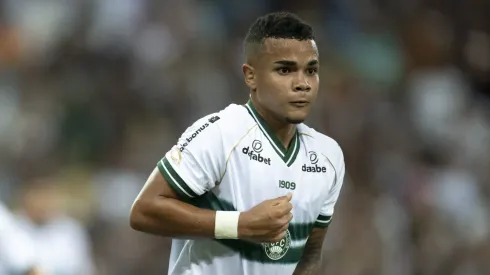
left=244, top=12, right=315, bottom=59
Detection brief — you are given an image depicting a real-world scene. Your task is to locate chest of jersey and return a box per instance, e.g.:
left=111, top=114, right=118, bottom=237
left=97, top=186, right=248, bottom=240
left=219, top=128, right=335, bottom=223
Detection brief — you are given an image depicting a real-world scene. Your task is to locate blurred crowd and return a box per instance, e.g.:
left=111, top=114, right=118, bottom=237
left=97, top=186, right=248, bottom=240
left=0, top=0, right=489, bottom=274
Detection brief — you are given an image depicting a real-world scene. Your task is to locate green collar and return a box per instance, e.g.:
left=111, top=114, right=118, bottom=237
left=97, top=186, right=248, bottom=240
left=245, top=100, right=300, bottom=167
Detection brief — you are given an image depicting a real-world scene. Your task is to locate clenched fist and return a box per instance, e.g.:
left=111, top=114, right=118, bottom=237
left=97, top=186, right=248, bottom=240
left=238, top=193, right=293, bottom=243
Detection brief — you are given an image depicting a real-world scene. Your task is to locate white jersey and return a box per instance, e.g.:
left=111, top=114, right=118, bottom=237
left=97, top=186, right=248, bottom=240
left=158, top=100, right=345, bottom=275
left=0, top=203, right=36, bottom=275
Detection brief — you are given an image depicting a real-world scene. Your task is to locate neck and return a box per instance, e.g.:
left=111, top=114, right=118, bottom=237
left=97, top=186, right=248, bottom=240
left=250, top=98, right=297, bottom=149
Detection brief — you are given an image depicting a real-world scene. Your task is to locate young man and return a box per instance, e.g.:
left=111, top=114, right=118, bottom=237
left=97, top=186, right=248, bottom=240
left=130, top=12, right=345, bottom=275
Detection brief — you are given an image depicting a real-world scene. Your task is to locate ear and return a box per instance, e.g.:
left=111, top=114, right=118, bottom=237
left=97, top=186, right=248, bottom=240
left=242, top=63, right=257, bottom=92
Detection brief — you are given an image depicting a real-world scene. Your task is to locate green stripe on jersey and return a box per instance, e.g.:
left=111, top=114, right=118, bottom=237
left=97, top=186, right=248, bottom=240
left=156, top=160, right=318, bottom=263
left=285, top=134, right=301, bottom=167
left=195, top=192, right=315, bottom=241
left=288, top=222, right=315, bottom=241
left=244, top=101, right=301, bottom=167
left=191, top=192, right=316, bottom=264
left=158, top=157, right=199, bottom=199
left=217, top=238, right=306, bottom=264
left=314, top=214, right=332, bottom=228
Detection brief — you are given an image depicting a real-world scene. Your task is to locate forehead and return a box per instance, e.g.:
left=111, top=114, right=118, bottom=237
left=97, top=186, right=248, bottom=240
left=260, top=38, right=318, bottom=62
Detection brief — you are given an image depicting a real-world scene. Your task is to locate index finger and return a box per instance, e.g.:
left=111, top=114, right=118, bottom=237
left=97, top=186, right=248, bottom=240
left=276, top=201, right=293, bottom=215
left=271, top=193, right=292, bottom=206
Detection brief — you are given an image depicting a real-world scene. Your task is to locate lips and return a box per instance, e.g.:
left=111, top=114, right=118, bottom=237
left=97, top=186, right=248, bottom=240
left=290, top=101, right=309, bottom=107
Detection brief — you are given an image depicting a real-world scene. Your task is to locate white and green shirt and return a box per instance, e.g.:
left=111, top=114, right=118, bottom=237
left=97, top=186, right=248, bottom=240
left=158, top=100, right=345, bottom=275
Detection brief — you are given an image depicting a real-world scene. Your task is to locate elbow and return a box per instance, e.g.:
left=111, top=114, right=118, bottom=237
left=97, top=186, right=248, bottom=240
left=129, top=199, right=149, bottom=232
left=129, top=198, right=174, bottom=238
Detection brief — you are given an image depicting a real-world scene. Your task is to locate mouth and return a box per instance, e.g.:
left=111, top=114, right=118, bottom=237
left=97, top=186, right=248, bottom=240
left=289, top=101, right=309, bottom=107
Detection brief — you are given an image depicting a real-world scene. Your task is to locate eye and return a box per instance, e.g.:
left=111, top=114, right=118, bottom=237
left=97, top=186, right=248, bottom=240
left=277, top=67, right=291, bottom=75
left=306, top=68, right=318, bottom=75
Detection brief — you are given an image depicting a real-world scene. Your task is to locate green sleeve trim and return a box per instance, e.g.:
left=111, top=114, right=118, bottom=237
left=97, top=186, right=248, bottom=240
left=157, top=157, right=199, bottom=199
left=314, top=215, right=332, bottom=228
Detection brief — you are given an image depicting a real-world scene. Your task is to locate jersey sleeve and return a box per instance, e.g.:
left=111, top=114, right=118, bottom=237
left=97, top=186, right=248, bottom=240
left=157, top=114, right=225, bottom=201
left=315, top=149, right=345, bottom=228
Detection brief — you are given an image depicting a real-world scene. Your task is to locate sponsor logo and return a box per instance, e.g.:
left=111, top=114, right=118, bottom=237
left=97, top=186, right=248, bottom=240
left=302, top=151, right=327, bottom=173
left=263, top=229, right=291, bottom=260
left=309, top=151, right=318, bottom=164
left=208, top=116, right=220, bottom=123
left=242, top=140, right=271, bottom=165
left=179, top=122, right=210, bottom=152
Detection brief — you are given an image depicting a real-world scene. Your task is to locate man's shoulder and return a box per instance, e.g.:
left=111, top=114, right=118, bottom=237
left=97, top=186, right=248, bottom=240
left=186, top=103, right=247, bottom=126
left=213, top=103, right=251, bottom=126
left=189, top=103, right=252, bottom=132
left=177, top=103, right=253, bottom=149
left=298, top=124, right=344, bottom=161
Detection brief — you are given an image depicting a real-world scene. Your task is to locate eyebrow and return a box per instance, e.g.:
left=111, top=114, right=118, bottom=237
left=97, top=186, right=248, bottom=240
left=273, top=60, right=319, bottom=66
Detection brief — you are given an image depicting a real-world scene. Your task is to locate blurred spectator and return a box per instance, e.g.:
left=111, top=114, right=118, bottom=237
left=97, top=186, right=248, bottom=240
left=0, top=202, right=37, bottom=275
left=14, top=179, right=94, bottom=275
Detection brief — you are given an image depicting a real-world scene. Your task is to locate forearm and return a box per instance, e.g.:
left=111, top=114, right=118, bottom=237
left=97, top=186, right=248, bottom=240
left=293, top=248, right=322, bottom=275
left=130, top=196, right=216, bottom=239
left=293, top=227, right=327, bottom=275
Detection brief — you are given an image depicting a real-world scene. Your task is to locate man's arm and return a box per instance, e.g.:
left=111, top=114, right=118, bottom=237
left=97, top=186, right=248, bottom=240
left=293, top=227, right=328, bottom=275
left=130, top=113, right=294, bottom=242
left=130, top=168, right=217, bottom=239
left=130, top=168, right=293, bottom=242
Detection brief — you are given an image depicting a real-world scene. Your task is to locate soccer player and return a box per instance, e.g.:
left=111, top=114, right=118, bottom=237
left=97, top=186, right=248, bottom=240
left=0, top=202, right=41, bottom=275
left=130, top=11, right=345, bottom=275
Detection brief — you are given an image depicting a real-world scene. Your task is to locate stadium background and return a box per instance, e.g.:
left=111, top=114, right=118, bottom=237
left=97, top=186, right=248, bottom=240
left=0, top=0, right=489, bottom=274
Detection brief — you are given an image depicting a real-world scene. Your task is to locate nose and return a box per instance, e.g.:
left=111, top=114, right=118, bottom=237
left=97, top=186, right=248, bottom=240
left=293, top=73, right=311, bottom=92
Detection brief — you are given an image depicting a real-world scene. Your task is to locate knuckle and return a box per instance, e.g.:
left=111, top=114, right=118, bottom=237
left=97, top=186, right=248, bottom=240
left=281, top=208, right=290, bottom=215
left=274, top=220, right=284, bottom=228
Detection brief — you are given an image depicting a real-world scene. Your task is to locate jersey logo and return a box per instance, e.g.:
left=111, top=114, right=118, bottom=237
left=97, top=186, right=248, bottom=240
left=179, top=122, right=210, bottom=152
left=263, top=229, right=291, bottom=260
left=242, top=140, right=271, bottom=165
left=302, top=151, right=327, bottom=173
left=208, top=116, right=220, bottom=123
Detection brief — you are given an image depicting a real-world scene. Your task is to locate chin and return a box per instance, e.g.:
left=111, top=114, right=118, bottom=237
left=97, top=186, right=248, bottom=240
left=285, top=117, right=305, bottom=124
left=284, top=108, right=311, bottom=124
left=284, top=110, right=309, bottom=124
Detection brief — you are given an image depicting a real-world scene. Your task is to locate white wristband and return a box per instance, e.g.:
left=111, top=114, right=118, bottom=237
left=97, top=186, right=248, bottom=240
left=214, top=211, right=240, bottom=239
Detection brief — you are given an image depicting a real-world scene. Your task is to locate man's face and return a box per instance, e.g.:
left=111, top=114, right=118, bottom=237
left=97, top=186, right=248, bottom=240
left=247, top=38, right=319, bottom=124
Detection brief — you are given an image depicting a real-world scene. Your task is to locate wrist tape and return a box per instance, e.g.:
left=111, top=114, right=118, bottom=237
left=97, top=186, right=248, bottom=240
left=214, top=211, right=240, bottom=239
